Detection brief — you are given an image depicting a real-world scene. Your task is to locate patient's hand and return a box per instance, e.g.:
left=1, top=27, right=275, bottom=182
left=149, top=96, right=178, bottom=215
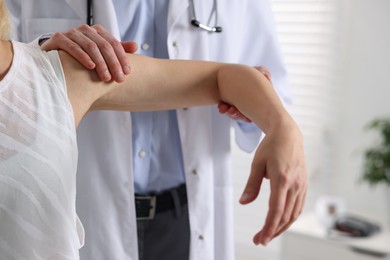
left=239, top=122, right=308, bottom=246
left=41, top=24, right=137, bottom=83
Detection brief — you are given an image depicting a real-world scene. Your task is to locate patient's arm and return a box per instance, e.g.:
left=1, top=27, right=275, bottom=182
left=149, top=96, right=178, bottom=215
left=60, top=52, right=283, bottom=130
left=60, top=51, right=307, bottom=246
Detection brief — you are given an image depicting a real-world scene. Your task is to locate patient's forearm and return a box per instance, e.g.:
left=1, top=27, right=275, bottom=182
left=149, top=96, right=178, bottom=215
left=92, top=55, right=221, bottom=111
left=96, top=55, right=295, bottom=133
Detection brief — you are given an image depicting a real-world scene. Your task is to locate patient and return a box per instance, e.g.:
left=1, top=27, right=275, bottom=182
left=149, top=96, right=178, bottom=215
left=0, top=1, right=307, bottom=259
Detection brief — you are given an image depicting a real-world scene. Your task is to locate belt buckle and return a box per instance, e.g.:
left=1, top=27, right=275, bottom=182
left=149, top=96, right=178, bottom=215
left=136, top=196, right=157, bottom=220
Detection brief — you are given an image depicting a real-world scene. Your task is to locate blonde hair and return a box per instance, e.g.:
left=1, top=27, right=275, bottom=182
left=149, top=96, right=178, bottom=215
left=0, top=0, right=10, bottom=40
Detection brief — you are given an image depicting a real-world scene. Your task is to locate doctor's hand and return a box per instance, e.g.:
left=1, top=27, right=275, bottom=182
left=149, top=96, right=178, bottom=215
left=239, top=123, right=308, bottom=246
left=218, top=66, right=271, bottom=122
left=40, top=24, right=137, bottom=83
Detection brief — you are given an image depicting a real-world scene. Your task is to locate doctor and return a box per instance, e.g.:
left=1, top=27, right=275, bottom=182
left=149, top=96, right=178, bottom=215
left=6, top=1, right=304, bottom=260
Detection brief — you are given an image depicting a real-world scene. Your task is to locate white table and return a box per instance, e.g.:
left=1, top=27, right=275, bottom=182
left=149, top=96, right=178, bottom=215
left=281, top=213, right=390, bottom=260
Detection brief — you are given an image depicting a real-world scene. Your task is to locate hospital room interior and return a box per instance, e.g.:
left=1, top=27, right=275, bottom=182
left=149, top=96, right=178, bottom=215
left=1, top=0, right=389, bottom=259
left=232, top=0, right=390, bottom=259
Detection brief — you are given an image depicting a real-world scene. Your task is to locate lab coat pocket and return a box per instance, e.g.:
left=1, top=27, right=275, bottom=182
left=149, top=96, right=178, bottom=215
left=24, top=18, right=83, bottom=42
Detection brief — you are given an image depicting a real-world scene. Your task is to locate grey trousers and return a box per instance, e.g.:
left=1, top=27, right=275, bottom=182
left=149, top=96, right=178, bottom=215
left=136, top=202, right=190, bottom=260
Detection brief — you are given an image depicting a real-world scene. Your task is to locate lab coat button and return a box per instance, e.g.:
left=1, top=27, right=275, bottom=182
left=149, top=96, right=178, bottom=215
left=198, top=235, right=204, bottom=240
left=172, top=41, right=178, bottom=47
left=192, top=169, right=198, bottom=175
left=141, top=43, right=150, bottom=51
left=139, top=150, right=146, bottom=158
left=183, top=108, right=188, bottom=111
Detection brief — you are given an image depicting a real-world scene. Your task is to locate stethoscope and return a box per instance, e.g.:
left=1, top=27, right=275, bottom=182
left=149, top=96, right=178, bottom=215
left=189, top=0, right=222, bottom=33
left=87, top=0, right=94, bottom=26
left=86, top=0, right=222, bottom=33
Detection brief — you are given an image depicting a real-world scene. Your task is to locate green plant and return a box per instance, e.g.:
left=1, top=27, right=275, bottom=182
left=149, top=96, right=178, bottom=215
left=362, top=119, right=390, bottom=186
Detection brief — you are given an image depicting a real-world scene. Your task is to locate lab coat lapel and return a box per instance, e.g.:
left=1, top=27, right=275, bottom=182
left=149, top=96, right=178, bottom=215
left=64, top=0, right=86, bottom=21
left=94, top=0, right=121, bottom=38
left=63, top=0, right=120, bottom=39
left=167, top=0, right=189, bottom=33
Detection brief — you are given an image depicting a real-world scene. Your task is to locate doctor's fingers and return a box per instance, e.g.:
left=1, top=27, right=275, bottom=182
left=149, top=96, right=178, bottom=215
left=226, top=106, right=252, bottom=122
left=121, top=41, right=138, bottom=55
left=254, top=66, right=272, bottom=82
left=41, top=31, right=96, bottom=70
left=42, top=27, right=114, bottom=82
left=219, top=104, right=252, bottom=122
left=74, top=24, right=130, bottom=82
left=92, top=24, right=136, bottom=75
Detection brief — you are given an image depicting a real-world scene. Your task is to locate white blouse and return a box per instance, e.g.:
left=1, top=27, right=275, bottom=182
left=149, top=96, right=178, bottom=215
left=0, top=41, right=84, bottom=260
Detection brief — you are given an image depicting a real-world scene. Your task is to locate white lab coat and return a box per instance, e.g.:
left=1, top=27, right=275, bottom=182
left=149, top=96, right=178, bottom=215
left=7, top=0, right=290, bottom=259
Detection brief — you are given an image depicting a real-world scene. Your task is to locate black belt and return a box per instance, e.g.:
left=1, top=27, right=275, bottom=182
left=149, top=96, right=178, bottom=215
left=135, top=184, right=187, bottom=220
